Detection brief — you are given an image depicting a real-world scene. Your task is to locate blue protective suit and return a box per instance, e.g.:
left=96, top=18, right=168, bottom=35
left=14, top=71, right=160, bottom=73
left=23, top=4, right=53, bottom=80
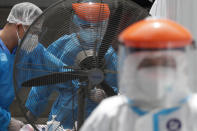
left=0, top=38, right=16, bottom=131
left=26, top=33, right=117, bottom=129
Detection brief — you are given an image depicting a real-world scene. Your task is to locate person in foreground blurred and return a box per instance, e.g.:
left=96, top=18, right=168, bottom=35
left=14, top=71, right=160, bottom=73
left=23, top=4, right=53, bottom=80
left=80, top=18, right=197, bottom=131
left=150, top=0, right=197, bottom=41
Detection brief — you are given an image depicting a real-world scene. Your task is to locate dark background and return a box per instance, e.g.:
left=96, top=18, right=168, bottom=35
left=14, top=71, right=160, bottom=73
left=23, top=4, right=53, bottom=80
left=0, top=0, right=154, bottom=28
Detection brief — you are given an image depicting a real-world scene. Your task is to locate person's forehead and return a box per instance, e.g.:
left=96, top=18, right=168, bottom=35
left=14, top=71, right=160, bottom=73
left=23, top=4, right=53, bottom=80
left=124, top=50, right=184, bottom=67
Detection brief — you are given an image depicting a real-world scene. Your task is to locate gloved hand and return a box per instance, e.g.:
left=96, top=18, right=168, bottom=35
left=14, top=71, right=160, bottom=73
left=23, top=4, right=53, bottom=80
left=8, top=117, right=25, bottom=131
left=47, top=115, right=65, bottom=131
left=88, top=88, right=107, bottom=103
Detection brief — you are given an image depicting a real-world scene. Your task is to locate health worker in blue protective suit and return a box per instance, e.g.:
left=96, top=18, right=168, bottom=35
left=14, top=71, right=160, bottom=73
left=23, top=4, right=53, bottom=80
left=80, top=18, right=197, bottom=131
left=25, top=2, right=118, bottom=129
left=0, top=2, right=42, bottom=131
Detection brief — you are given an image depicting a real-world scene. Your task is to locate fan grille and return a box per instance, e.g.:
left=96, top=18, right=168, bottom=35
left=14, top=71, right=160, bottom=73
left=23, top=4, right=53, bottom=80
left=13, top=0, right=149, bottom=130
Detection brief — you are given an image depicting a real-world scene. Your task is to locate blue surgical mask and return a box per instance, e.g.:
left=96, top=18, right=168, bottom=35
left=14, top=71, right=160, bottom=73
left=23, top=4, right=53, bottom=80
left=21, top=34, right=39, bottom=53
left=16, top=25, right=27, bottom=45
left=16, top=30, right=21, bottom=45
left=79, top=28, right=99, bottom=44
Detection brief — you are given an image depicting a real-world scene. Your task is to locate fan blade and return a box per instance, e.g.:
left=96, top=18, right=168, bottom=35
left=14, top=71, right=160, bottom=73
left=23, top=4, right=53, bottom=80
left=97, top=3, right=123, bottom=67
left=100, top=81, right=117, bottom=97
left=63, top=65, right=81, bottom=70
left=22, top=71, right=87, bottom=87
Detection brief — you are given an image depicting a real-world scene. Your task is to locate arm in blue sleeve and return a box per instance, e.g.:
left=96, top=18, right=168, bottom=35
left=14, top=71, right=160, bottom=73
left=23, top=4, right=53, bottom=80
left=0, top=56, right=11, bottom=130
left=25, top=86, right=54, bottom=116
left=25, top=44, right=69, bottom=116
left=33, top=44, right=66, bottom=71
left=0, top=107, right=11, bottom=130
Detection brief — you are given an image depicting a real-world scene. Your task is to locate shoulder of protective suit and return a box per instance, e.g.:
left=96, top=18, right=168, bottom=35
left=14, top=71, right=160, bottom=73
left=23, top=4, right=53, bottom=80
left=49, top=33, right=78, bottom=48
left=54, top=33, right=77, bottom=43
left=97, top=95, right=128, bottom=116
left=187, top=94, right=197, bottom=113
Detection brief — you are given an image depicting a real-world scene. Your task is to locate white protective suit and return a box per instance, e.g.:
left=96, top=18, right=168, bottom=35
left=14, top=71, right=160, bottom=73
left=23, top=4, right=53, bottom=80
left=150, top=0, right=197, bottom=40
left=80, top=49, right=197, bottom=131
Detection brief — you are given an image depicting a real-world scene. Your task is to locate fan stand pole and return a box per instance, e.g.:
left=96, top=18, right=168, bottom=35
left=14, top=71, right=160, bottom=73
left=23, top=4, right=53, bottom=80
left=77, top=85, right=86, bottom=131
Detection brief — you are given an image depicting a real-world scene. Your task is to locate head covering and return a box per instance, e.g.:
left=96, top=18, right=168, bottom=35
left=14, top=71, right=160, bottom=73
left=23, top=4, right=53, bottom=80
left=118, top=18, right=194, bottom=110
left=119, top=18, right=192, bottom=49
left=7, top=2, right=43, bottom=25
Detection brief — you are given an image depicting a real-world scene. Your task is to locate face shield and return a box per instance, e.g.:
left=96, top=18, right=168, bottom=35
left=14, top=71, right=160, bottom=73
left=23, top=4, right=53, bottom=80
left=119, top=45, right=196, bottom=109
left=118, top=18, right=195, bottom=110
left=72, top=2, right=110, bottom=49
left=73, top=15, right=107, bottom=45
left=7, top=2, right=42, bottom=26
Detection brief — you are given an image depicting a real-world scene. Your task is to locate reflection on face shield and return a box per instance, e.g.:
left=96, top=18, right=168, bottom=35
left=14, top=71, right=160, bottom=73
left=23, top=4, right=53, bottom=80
left=137, top=55, right=177, bottom=70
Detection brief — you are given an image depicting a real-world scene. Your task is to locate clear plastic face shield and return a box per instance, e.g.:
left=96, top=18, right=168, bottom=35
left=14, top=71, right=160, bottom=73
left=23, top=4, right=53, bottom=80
left=118, top=42, right=196, bottom=109
left=7, top=2, right=42, bottom=26
left=72, top=2, right=109, bottom=50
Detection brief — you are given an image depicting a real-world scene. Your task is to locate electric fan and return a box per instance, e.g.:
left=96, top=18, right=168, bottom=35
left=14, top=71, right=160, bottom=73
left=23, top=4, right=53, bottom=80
left=13, top=0, right=149, bottom=130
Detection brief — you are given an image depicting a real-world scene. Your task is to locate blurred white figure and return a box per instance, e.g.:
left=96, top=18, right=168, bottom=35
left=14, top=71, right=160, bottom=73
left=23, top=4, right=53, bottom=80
left=150, top=0, right=197, bottom=94
left=80, top=18, right=197, bottom=131
left=150, top=0, right=197, bottom=41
